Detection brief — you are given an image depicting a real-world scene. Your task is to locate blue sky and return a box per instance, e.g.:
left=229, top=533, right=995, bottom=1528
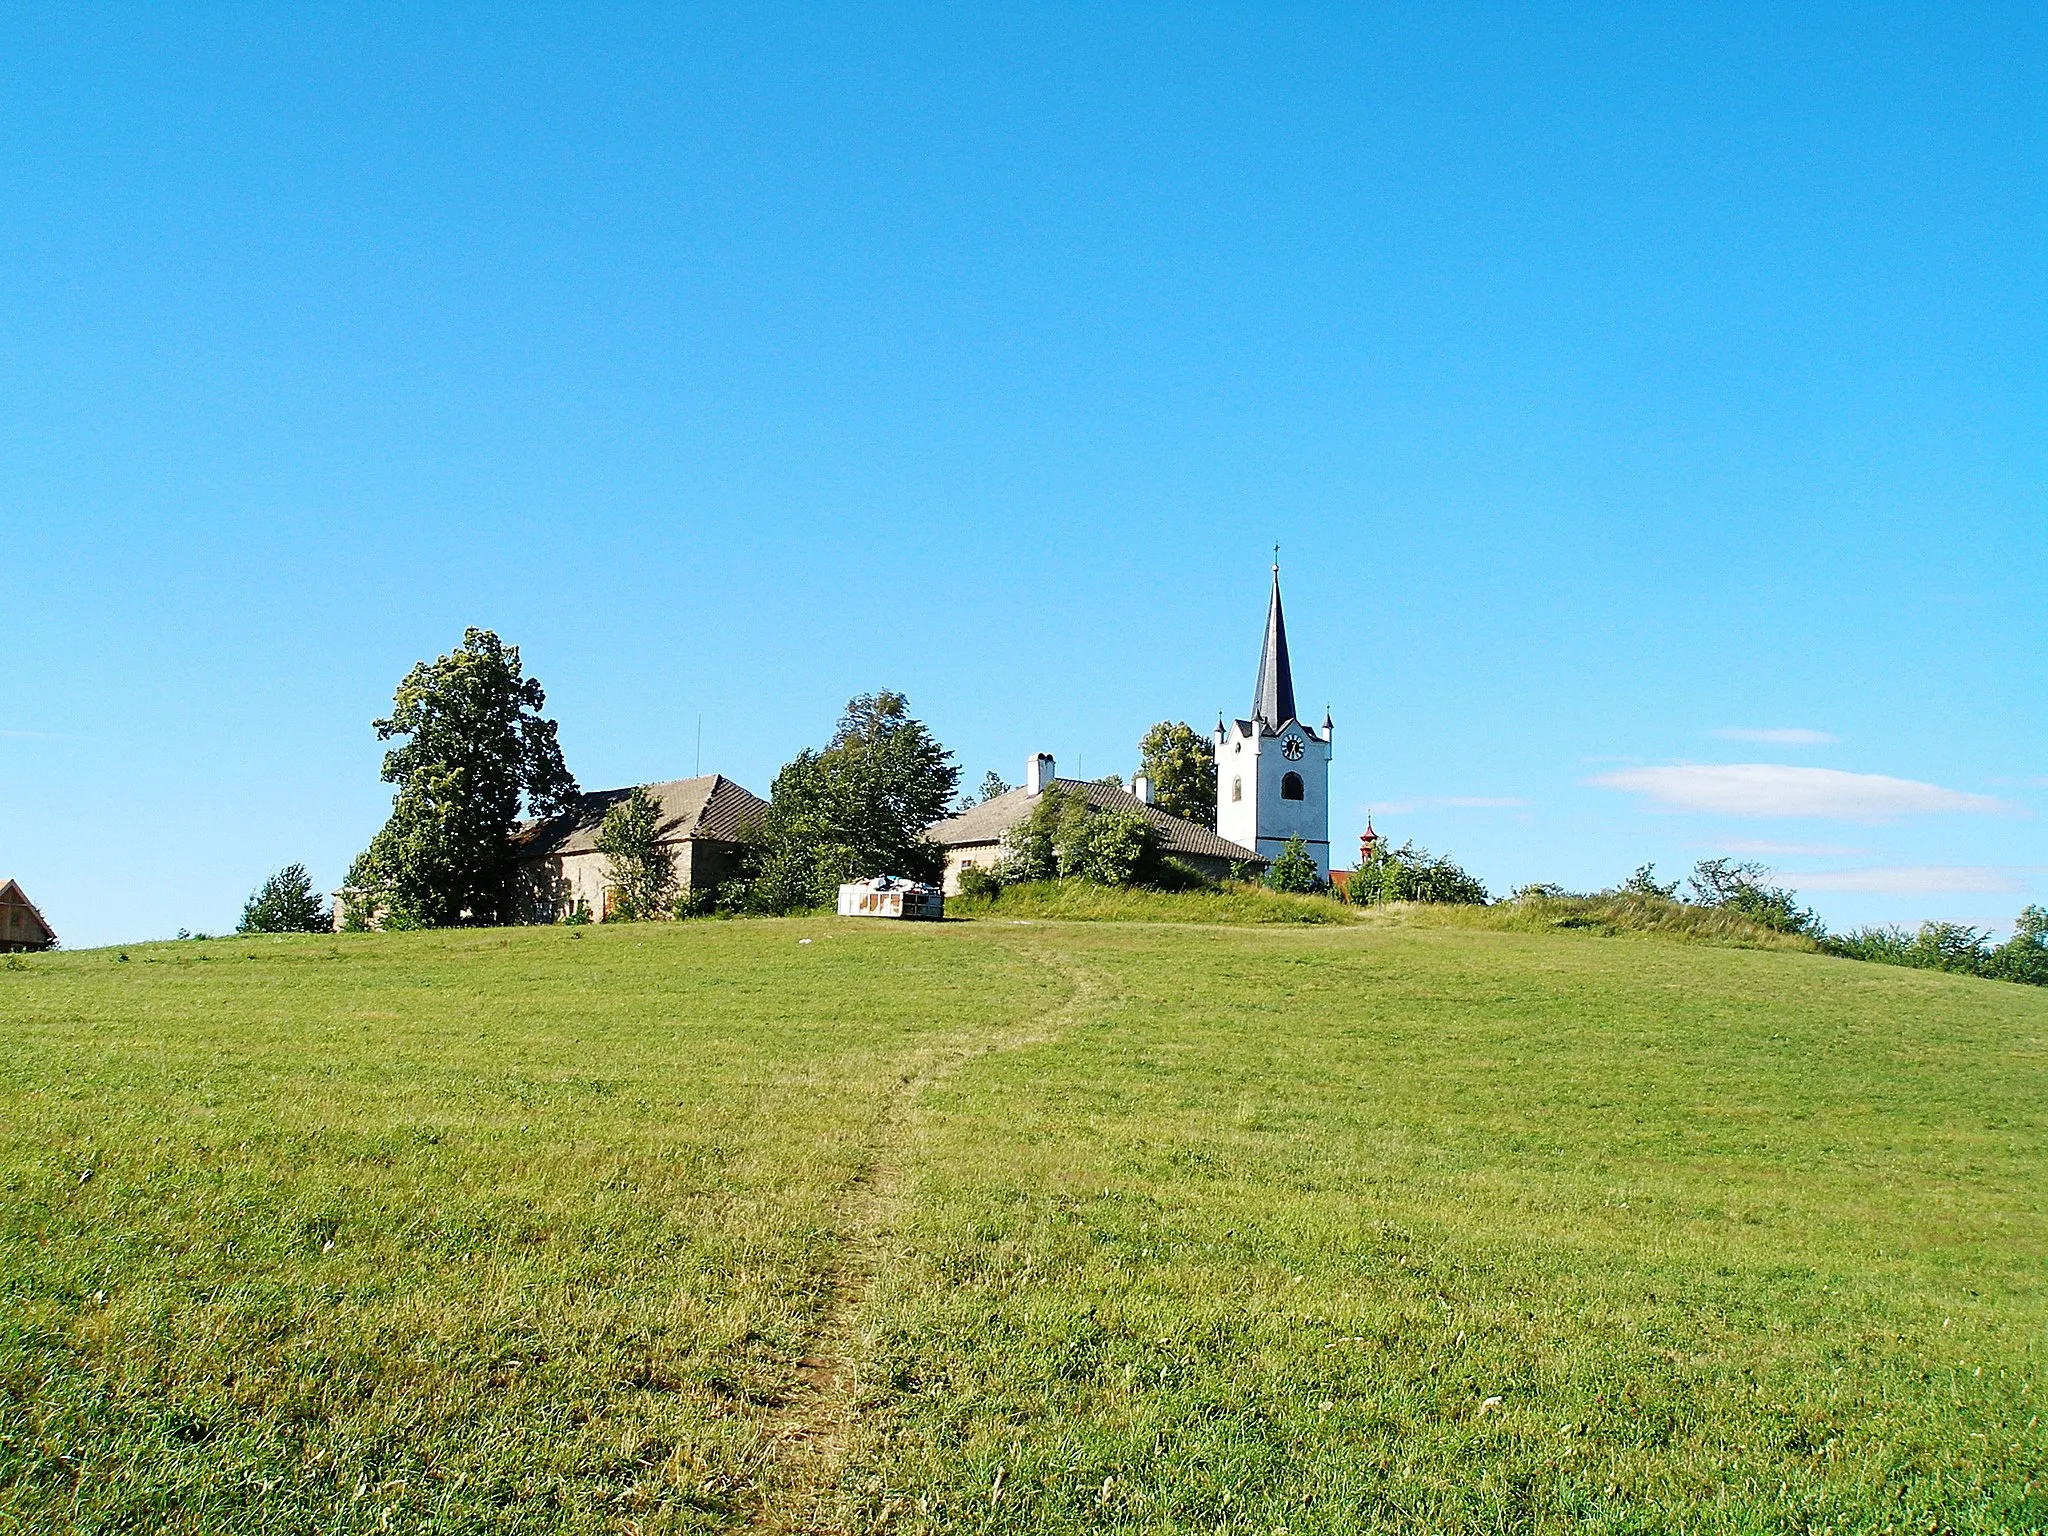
left=4, top=5, right=2042, bottom=948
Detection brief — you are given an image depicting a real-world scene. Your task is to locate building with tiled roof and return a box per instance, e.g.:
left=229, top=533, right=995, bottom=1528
left=925, top=755, right=1263, bottom=893
left=510, top=774, right=768, bottom=920
left=0, top=879, right=57, bottom=953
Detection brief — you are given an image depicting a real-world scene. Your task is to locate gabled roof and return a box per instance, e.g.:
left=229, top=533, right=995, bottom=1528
left=1252, top=564, right=1298, bottom=728
left=512, top=775, right=769, bottom=861
left=0, top=879, right=57, bottom=946
left=926, top=779, right=1264, bottom=865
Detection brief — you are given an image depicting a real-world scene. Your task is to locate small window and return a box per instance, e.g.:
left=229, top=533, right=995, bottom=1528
left=1231, top=776, right=1242, bottom=802
left=1281, top=772, right=1305, bottom=801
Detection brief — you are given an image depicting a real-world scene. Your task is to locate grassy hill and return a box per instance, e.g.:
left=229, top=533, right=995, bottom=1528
left=1, top=914, right=2042, bottom=1533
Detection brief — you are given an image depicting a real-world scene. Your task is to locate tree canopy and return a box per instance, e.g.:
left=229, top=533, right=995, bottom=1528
left=237, top=864, right=330, bottom=934
left=595, top=787, right=678, bottom=921
left=346, top=629, right=578, bottom=927
left=1138, top=721, right=1217, bottom=829
left=744, top=691, right=957, bottom=912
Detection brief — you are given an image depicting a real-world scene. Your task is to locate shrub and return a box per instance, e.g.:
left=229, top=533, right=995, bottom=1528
left=1347, top=840, right=1488, bottom=906
left=995, top=786, right=1066, bottom=884
left=955, top=864, right=1003, bottom=902
left=1620, top=863, right=1680, bottom=900
left=1822, top=906, right=2048, bottom=987
left=1687, top=858, right=1821, bottom=937
left=988, top=787, right=1190, bottom=891
left=1266, top=836, right=1321, bottom=894
left=1059, top=807, right=1159, bottom=885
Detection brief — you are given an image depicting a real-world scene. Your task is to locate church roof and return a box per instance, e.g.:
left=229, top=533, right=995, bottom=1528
left=1252, top=566, right=1298, bottom=728
left=926, top=779, right=1265, bottom=865
left=513, top=774, right=769, bottom=861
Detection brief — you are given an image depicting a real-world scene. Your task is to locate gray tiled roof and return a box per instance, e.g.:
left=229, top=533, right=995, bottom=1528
left=513, top=775, right=769, bottom=860
left=926, top=779, right=1263, bottom=865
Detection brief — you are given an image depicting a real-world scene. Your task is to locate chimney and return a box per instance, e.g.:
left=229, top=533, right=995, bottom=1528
left=1026, top=753, right=1056, bottom=796
left=1132, top=774, right=1154, bottom=805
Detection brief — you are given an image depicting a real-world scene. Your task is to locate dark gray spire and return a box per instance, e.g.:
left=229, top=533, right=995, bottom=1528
left=1251, top=564, right=1297, bottom=727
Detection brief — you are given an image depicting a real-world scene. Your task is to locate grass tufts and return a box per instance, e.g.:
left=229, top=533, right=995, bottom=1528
left=947, top=879, right=1356, bottom=925
left=1411, top=889, right=1822, bottom=950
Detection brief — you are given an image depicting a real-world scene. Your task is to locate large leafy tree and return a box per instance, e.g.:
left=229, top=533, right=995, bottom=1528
left=746, top=691, right=958, bottom=912
left=346, top=629, right=578, bottom=927
left=1138, top=720, right=1217, bottom=829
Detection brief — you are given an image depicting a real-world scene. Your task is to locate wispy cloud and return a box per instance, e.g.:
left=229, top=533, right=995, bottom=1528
left=1714, top=839, right=1869, bottom=857
left=1778, top=866, right=2028, bottom=895
left=1710, top=727, right=1837, bottom=745
left=1590, top=764, right=2006, bottom=821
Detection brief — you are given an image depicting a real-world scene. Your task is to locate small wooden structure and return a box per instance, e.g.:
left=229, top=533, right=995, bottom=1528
left=0, top=880, right=57, bottom=953
left=836, top=876, right=944, bottom=921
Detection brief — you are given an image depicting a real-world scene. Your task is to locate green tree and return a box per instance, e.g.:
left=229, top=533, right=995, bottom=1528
left=1267, top=835, right=1322, bottom=893
left=1138, top=721, right=1217, bottom=828
left=1688, top=858, right=1820, bottom=936
left=595, top=787, right=677, bottom=921
left=993, top=787, right=1166, bottom=888
left=744, top=691, right=958, bottom=913
left=1062, top=806, right=1160, bottom=885
left=964, top=770, right=1012, bottom=809
left=238, top=864, right=330, bottom=934
left=995, top=785, right=1066, bottom=884
left=346, top=629, right=578, bottom=927
left=1346, top=840, right=1489, bottom=906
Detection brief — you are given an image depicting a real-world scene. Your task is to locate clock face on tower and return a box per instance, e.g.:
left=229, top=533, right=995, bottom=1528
left=1282, top=736, right=1304, bottom=761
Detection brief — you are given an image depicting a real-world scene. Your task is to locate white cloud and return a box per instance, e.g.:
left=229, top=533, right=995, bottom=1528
left=1590, top=764, right=2006, bottom=821
left=1710, top=727, right=1838, bottom=745
left=1779, top=866, right=2027, bottom=895
left=1715, top=839, right=1869, bottom=857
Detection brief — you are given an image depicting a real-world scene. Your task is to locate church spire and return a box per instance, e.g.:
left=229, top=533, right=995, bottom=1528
left=1251, top=560, right=1297, bottom=727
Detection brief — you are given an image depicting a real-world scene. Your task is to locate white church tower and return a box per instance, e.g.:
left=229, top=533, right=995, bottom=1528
left=1214, top=564, right=1334, bottom=878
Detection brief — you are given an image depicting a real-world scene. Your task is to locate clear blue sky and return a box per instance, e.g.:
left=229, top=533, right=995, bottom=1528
left=5, top=5, right=2042, bottom=948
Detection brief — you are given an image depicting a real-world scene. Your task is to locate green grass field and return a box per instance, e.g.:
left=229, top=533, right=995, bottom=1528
left=2, top=913, right=2042, bottom=1534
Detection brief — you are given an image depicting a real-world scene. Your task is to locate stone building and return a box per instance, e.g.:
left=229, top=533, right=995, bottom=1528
left=1214, top=565, right=1334, bottom=878
left=511, top=774, right=768, bottom=920
left=0, top=879, right=57, bottom=953
left=926, top=752, right=1263, bottom=894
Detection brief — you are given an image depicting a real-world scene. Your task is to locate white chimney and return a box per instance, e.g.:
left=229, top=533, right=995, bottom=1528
left=1026, top=753, right=1056, bottom=796
left=1132, top=774, right=1154, bottom=805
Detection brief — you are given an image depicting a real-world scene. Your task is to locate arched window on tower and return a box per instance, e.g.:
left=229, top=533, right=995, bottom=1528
left=1231, top=776, right=1242, bottom=802
left=1281, top=772, right=1305, bottom=801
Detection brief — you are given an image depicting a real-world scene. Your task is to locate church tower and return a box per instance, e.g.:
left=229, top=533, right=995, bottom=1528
left=1214, top=565, right=1333, bottom=878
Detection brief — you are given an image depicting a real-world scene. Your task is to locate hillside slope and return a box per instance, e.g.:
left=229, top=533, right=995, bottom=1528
left=2, top=920, right=2042, bottom=1533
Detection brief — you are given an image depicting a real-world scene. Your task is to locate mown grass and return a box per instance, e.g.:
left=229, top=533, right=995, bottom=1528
left=2, top=916, right=2043, bottom=1533
left=0, top=921, right=1061, bottom=1533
